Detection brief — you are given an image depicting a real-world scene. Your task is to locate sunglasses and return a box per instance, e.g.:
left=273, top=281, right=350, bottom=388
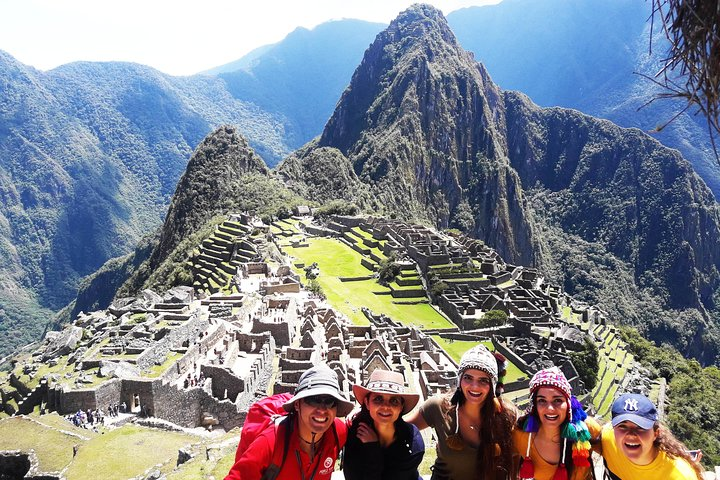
left=370, top=395, right=403, bottom=408
left=303, top=395, right=338, bottom=408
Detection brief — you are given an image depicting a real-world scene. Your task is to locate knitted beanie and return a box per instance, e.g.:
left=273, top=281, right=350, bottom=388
left=519, top=367, right=592, bottom=480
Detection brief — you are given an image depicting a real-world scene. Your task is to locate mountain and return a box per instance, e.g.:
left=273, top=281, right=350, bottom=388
left=214, top=20, right=385, bottom=149
left=0, top=54, right=287, bottom=355
left=278, top=4, right=720, bottom=364
left=5, top=0, right=720, bottom=360
left=446, top=0, right=720, bottom=195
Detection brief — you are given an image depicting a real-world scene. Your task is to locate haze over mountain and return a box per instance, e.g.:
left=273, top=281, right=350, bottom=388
left=447, top=0, right=720, bottom=195
left=2, top=0, right=720, bottom=361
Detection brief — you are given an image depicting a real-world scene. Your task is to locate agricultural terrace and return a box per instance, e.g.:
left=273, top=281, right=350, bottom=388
left=63, top=423, right=196, bottom=480
left=282, top=236, right=454, bottom=329
left=432, top=336, right=526, bottom=383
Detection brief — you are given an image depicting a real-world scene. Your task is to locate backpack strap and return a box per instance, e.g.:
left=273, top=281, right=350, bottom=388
left=261, top=416, right=293, bottom=480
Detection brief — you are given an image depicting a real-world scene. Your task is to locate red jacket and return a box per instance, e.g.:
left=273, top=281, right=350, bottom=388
left=225, top=417, right=348, bottom=480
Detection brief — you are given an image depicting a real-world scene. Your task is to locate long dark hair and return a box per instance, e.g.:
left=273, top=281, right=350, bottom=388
left=516, top=398, right=574, bottom=477
left=654, top=424, right=703, bottom=480
left=449, top=389, right=516, bottom=480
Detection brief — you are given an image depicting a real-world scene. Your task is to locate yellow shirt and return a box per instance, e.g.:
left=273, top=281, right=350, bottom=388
left=600, top=424, right=697, bottom=479
left=512, top=418, right=601, bottom=480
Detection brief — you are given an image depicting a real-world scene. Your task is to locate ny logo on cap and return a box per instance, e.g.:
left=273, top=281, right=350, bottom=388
left=624, top=398, right=639, bottom=411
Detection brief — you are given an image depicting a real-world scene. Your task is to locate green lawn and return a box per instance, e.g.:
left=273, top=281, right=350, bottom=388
left=0, top=416, right=89, bottom=472
left=65, top=424, right=196, bottom=480
left=284, top=238, right=453, bottom=329
left=432, top=337, right=526, bottom=383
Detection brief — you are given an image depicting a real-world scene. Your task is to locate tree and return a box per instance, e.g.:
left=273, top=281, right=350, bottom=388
left=307, top=278, right=325, bottom=299
left=474, top=309, right=508, bottom=329
left=568, top=337, right=599, bottom=391
left=377, top=256, right=401, bottom=285
left=649, top=0, right=720, bottom=155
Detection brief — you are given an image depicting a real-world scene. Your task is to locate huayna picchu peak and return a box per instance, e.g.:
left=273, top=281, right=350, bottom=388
left=2, top=2, right=720, bottom=477
left=280, top=3, right=720, bottom=365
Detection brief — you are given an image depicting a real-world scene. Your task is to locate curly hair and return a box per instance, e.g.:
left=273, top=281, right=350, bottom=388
left=446, top=389, right=516, bottom=480
left=654, top=424, right=703, bottom=480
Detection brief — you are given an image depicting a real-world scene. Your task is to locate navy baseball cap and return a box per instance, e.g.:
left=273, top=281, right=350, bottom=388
left=611, top=393, right=658, bottom=430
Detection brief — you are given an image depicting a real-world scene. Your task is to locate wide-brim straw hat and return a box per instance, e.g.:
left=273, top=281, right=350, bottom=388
left=282, top=364, right=354, bottom=417
left=352, top=369, right=419, bottom=415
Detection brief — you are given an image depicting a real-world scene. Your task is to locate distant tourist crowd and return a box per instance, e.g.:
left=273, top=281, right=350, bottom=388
left=224, top=345, right=704, bottom=480
left=64, top=401, right=141, bottom=430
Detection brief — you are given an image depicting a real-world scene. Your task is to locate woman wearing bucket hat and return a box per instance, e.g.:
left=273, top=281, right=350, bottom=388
left=343, top=369, right=425, bottom=480
left=405, top=344, right=515, bottom=480
left=514, top=367, right=601, bottom=480
left=225, top=364, right=354, bottom=480
left=597, top=393, right=702, bottom=480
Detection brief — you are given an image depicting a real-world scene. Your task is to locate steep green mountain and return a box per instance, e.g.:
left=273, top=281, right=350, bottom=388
left=0, top=55, right=273, bottom=356
left=76, top=125, right=304, bottom=312
left=447, top=0, right=720, bottom=196
left=278, top=4, right=720, bottom=364
left=0, top=19, right=382, bottom=356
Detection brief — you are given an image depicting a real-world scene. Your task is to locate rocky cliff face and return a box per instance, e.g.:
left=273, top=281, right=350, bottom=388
left=291, top=4, right=536, bottom=266
left=282, top=4, right=720, bottom=363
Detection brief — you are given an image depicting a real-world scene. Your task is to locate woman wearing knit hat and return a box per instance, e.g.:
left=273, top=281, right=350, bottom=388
left=514, top=367, right=601, bottom=480
left=343, top=369, right=425, bottom=480
left=405, top=344, right=515, bottom=480
left=597, top=393, right=703, bottom=480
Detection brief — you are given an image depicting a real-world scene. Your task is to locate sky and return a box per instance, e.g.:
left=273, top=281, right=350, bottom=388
left=0, top=0, right=500, bottom=76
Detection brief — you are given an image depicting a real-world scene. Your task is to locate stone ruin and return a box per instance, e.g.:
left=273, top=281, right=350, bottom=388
left=1, top=212, right=655, bottom=441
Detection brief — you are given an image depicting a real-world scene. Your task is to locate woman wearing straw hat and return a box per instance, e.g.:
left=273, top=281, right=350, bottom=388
left=405, top=344, right=515, bottom=480
left=514, top=367, right=601, bottom=480
left=343, top=369, right=425, bottom=480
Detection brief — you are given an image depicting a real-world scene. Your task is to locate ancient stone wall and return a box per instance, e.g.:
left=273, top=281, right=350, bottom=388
left=263, top=282, right=300, bottom=294
left=135, top=314, right=210, bottom=370
left=251, top=319, right=290, bottom=346
left=201, top=365, right=244, bottom=401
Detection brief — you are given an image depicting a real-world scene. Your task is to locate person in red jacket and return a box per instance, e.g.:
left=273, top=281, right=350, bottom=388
left=225, top=364, right=354, bottom=480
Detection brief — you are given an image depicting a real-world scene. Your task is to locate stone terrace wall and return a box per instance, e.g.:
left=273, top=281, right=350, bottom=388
left=56, top=379, right=122, bottom=414
left=135, top=313, right=210, bottom=370
left=202, top=365, right=244, bottom=401
left=252, top=320, right=290, bottom=346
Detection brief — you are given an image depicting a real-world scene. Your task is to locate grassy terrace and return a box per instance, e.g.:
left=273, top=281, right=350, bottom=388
left=0, top=416, right=92, bottom=472
left=64, top=423, right=196, bottom=480
left=284, top=237, right=453, bottom=329
left=145, top=351, right=184, bottom=378
left=431, top=337, right=527, bottom=383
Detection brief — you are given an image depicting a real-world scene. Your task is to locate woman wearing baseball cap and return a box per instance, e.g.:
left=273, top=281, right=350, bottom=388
left=599, top=393, right=702, bottom=479
left=405, top=344, right=515, bottom=480
left=514, top=367, right=601, bottom=480
left=343, top=369, right=425, bottom=480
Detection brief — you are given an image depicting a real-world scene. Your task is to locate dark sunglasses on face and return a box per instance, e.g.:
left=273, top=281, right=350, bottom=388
left=303, top=395, right=337, bottom=408
left=371, top=395, right=403, bottom=407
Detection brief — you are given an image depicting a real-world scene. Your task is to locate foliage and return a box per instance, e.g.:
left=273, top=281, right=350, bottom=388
left=568, top=337, right=599, bottom=391
left=306, top=278, right=325, bottom=299
left=429, top=280, right=449, bottom=298
left=377, top=255, right=401, bottom=285
left=313, top=199, right=360, bottom=218
left=473, top=309, right=508, bottom=329
left=451, top=200, right=475, bottom=233
left=618, top=325, right=720, bottom=466
left=649, top=0, right=720, bottom=153
left=304, top=262, right=319, bottom=280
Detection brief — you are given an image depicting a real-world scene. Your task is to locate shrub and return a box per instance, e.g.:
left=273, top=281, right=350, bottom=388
left=474, top=309, right=508, bottom=329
